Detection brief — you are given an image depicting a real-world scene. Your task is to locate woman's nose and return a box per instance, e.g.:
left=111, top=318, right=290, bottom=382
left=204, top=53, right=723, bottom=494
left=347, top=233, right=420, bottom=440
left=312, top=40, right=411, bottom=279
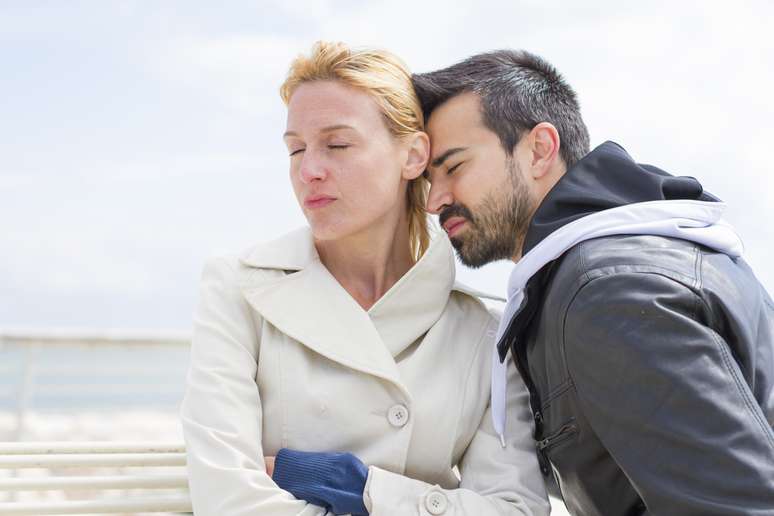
left=298, top=153, right=327, bottom=184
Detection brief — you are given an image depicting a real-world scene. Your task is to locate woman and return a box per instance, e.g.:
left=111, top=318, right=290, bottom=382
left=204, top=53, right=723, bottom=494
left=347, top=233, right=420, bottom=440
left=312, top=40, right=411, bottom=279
left=180, top=41, right=548, bottom=516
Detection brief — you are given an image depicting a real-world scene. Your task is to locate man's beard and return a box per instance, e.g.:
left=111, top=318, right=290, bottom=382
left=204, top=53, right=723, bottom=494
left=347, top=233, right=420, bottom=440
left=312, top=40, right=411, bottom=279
left=439, top=159, right=535, bottom=268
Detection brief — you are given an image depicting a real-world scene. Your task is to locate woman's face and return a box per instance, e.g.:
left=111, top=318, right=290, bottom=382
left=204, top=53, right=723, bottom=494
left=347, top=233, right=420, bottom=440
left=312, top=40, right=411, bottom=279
left=284, top=80, right=410, bottom=242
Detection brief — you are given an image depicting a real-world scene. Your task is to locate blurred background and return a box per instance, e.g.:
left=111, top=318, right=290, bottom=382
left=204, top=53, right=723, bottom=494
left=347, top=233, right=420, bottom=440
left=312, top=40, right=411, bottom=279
left=1, top=1, right=772, bottom=512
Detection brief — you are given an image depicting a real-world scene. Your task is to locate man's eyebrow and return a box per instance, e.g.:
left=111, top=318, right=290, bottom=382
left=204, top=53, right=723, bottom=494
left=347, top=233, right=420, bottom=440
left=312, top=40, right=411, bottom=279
left=430, top=147, right=467, bottom=169
left=283, top=124, right=356, bottom=139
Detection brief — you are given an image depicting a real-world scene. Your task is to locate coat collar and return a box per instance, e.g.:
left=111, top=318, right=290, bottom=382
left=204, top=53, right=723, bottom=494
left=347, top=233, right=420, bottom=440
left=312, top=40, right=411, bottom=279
left=240, top=227, right=317, bottom=271
left=238, top=227, right=459, bottom=396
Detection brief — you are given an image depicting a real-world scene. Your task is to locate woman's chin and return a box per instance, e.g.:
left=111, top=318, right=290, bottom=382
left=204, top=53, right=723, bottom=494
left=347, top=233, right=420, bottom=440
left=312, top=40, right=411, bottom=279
left=309, top=220, right=374, bottom=244
left=307, top=221, right=350, bottom=242
left=306, top=208, right=394, bottom=244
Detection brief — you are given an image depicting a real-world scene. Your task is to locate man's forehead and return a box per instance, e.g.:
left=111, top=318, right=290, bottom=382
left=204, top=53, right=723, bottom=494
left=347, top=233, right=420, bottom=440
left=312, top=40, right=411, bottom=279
left=426, top=92, right=483, bottom=131
left=426, top=93, right=484, bottom=155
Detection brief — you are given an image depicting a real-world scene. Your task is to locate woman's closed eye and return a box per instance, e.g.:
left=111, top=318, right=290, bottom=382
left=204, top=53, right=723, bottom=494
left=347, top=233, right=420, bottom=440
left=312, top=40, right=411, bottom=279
left=289, top=144, right=349, bottom=156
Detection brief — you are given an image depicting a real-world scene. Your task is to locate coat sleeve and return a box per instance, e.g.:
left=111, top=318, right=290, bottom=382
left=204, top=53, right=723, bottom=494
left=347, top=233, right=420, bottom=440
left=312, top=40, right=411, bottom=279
left=179, top=257, right=334, bottom=516
left=563, top=271, right=774, bottom=515
left=363, top=336, right=550, bottom=516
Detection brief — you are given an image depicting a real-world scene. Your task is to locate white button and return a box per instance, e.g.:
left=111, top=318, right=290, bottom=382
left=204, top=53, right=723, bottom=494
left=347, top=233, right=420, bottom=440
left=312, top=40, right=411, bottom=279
left=425, top=491, right=448, bottom=514
left=387, top=404, right=409, bottom=427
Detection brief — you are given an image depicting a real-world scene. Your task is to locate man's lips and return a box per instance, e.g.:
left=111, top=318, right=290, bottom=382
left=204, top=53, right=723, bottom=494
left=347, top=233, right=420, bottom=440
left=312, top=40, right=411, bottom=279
left=443, top=217, right=467, bottom=237
left=304, top=195, right=336, bottom=209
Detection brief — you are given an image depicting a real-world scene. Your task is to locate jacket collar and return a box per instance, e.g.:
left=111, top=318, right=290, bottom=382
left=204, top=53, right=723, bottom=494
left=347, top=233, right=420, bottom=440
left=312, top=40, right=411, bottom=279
left=238, top=227, right=457, bottom=396
left=523, top=141, right=718, bottom=255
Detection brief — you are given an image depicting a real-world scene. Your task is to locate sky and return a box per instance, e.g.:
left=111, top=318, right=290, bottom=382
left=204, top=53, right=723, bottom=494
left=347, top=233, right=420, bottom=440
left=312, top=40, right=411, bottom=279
left=1, top=1, right=773, bottom=332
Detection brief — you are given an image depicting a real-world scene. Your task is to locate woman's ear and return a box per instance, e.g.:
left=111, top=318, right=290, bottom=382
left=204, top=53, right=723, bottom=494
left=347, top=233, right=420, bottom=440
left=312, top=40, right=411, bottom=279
left=402, top=131, right=430, bottom=180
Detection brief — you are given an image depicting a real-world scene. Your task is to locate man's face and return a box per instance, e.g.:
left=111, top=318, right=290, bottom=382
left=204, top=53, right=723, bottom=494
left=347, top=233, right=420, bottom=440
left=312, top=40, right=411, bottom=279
left=425, top=92, right=536, bottom=267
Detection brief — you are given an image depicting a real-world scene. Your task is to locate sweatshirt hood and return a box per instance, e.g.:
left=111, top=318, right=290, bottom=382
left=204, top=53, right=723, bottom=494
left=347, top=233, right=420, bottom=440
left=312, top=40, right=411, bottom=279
left=523, top=141, right=719, bottom=255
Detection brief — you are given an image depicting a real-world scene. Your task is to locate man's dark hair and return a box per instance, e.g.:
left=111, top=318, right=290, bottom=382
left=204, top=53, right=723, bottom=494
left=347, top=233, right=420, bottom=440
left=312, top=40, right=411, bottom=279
left=413, top=50, right=590, bottom=169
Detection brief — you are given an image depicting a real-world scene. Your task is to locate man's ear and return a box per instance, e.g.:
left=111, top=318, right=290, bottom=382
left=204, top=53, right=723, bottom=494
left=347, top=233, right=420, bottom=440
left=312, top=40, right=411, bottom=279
left=402, top=131, right=431, bottom=180
left=527, top=122, right=561, bottom=179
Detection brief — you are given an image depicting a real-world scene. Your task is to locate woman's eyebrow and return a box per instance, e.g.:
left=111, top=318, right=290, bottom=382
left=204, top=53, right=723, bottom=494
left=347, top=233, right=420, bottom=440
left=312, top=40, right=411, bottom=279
left=320, top=124, right=356, bottom=134
left=283, top=124, right=357, bottom=139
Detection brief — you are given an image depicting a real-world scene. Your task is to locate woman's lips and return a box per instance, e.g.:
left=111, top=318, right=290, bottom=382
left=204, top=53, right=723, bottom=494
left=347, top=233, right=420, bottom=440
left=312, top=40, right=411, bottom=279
left=304, top=196, right=336, bottom=209
left=443, top=218, right=467, bottom=238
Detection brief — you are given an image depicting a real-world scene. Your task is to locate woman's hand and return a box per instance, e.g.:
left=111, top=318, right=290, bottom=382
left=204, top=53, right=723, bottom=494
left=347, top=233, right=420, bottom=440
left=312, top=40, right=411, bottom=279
left=264, top=456, right=275, bottom=477
left=271, top=448, right=369, bottom=515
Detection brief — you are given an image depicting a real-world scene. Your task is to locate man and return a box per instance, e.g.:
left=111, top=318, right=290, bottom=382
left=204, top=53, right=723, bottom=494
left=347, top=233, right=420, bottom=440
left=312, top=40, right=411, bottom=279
left=414, top=51, right=774, bottom=515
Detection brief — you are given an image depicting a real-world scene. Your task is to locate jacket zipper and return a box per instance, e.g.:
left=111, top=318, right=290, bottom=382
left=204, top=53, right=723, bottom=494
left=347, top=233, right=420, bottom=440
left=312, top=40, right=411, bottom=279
left=535, top=422, right=578, bottom=502
left=537, top=422, right=578, bottom=452
left=496, top=265, right=558, bottom=475
left=499, top=290, right=550, bottom=474
left=536, top=422, right=578, bottom=479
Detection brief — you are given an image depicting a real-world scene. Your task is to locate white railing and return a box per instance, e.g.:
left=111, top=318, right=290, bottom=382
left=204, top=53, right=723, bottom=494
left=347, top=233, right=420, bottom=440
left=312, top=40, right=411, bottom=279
left=0, top=441, right=192, bottom=515
left=0, top=329, right=190, bottom=348
left=0, top=330, right=192, bottom=514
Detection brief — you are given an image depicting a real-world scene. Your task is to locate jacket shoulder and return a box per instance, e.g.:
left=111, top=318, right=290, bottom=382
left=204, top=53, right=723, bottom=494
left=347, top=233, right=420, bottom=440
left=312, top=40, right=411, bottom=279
left=201, top=252, right=283, bottom=291
left=554, top=234, right=763, bottom=302
left=582, top=234, right=699, bottom=277
left=552, top=234, right=703, bottom=293
left=446, top=288, right=501, bottom=340
left=239, top=227, right=315, bottom=271
left=198, top=227, right=315, bottom=287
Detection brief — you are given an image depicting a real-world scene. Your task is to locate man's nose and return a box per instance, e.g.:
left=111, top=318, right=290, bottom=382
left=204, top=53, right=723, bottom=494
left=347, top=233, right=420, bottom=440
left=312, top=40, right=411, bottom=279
left=426, top=182, right=453, bottom=215
left=298, top=152, right=327, bottom=184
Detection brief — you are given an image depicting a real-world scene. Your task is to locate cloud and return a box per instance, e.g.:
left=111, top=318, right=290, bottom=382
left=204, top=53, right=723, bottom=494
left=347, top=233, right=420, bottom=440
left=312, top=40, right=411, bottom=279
left=149, top=32, right=305, bottom=115
left=2, top=1, right=772, bottom=330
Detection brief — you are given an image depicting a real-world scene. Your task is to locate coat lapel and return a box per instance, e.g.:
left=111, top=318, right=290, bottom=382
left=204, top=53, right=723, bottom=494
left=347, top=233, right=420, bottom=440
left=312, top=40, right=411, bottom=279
left=239, top=228, right=406, bottom=393
left=367, top=234, right=455, bottom=358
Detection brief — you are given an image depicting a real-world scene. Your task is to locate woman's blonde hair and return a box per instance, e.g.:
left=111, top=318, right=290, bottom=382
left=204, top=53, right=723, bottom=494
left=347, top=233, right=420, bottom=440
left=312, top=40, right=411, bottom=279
left=280, top=41, right=430, bottom=260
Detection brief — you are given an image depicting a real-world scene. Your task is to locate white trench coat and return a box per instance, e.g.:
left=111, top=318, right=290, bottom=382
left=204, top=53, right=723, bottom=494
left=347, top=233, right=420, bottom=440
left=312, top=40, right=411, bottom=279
left=180, top=227, right=549, bottom=516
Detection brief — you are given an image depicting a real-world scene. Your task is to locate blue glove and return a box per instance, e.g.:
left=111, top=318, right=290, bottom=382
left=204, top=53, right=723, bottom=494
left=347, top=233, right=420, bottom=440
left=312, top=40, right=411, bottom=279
left=272, top=448, right=369, bottom=515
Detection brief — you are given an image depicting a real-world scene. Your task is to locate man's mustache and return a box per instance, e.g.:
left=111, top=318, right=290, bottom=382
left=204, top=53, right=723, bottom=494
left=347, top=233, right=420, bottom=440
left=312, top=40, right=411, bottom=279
left=439, top=203, right=474, bottom=229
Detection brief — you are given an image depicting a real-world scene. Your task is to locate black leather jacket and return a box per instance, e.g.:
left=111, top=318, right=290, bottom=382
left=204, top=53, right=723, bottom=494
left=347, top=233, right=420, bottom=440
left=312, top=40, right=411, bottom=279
left=499, top=143, right=774, bottom=515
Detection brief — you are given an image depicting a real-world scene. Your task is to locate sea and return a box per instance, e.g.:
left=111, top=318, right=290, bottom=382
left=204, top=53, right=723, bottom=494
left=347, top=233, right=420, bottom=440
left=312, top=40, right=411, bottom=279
left=0, top=339, right=190, bottom=442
